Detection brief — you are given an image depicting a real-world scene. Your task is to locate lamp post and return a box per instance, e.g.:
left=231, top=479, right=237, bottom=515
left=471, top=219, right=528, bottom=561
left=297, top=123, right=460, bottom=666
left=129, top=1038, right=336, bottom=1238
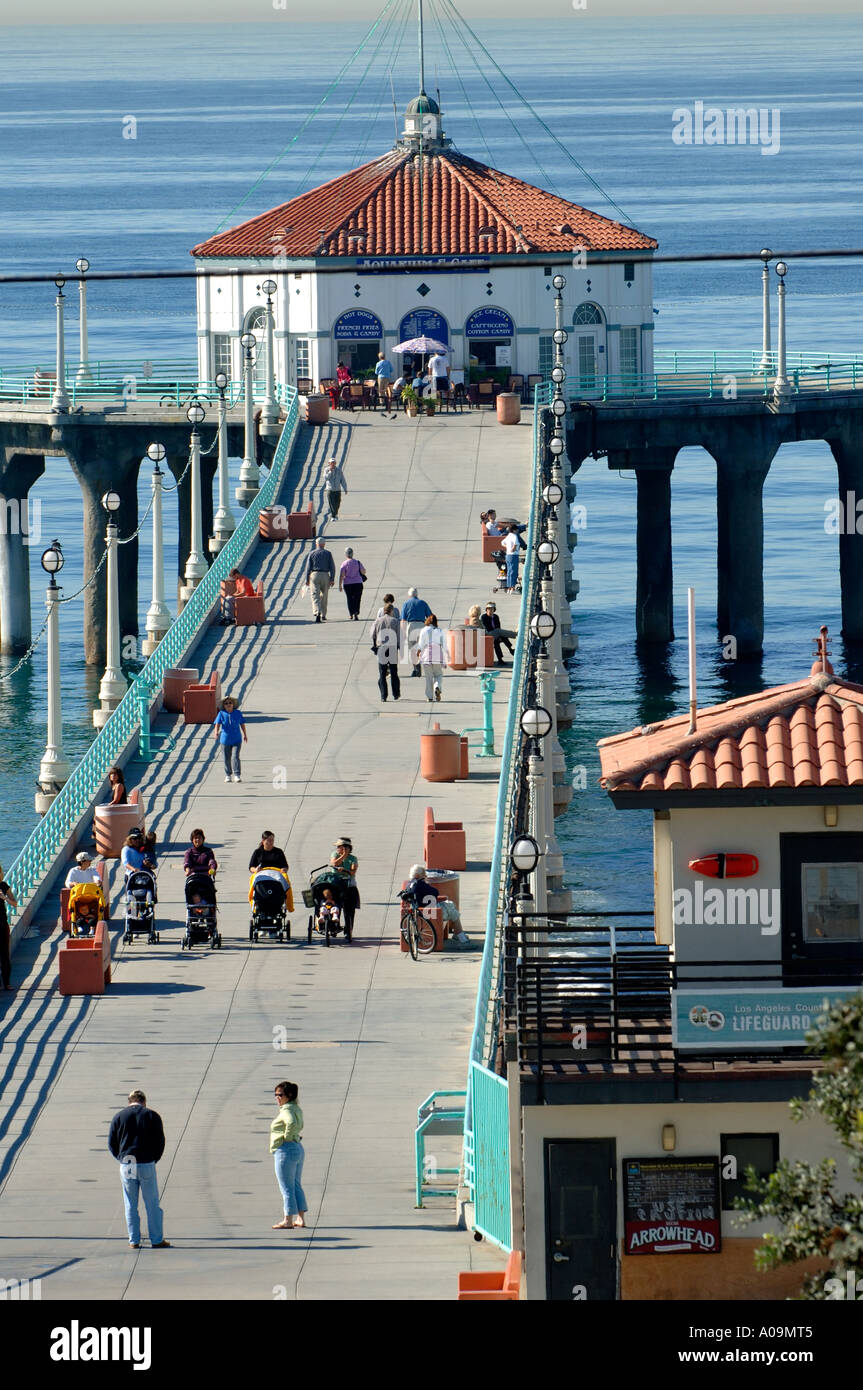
left=179, top=398, right=208, bottom=606
left=773, top=261, right=791, bottom=400
left=259, top=278, right=281, bottom=437
left=51, top=275, right=70, bottom=413
left=35, top=540, right=70, bottom=814
left=236, top=330, right=259, bottom=507
left=93, top=491, right=127, bottom=728
left=520, top=703, right=553, bottom=920
left=209, top=371, right=236, bottom=553
left=757, top=248, right=772, bottom=373
left=76, top=256, right=91, bottom=383
left=142, top=442, right=171, bottom=655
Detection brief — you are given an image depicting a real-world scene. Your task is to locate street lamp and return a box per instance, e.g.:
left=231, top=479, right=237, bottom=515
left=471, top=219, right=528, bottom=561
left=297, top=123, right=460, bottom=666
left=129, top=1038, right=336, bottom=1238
left=530, top=610, right=557, bottom=645
left=236, top=330, right=259, bottom=507
left=510, top=834, right=540, bottom=876
left=259, top=278, right=280, bottom=436
left=536, top=537, right=559, bottom=571
left=552, top=274, right=566, bottom=292
left=142, top=442, right=171, bottom=655
left=549, top=434, right=564, bottom=456
left=773, top=261, right=791, bottom=400
left=520, top=704, right=553, bottom=740
left=757, top=247, right=772, bottom=372
left=210, top=370, right=237, bottom=553
left=76, top=256, right=91, bottom=383
left=35, top=540, right=70, bottom=813
left=551, top=365, right=565, bottom=385
left=93, top=490, right=127, bottom=728
left=543, top=481, right=563, bottom=509
left=51, top=274, right=70, bottom=412
left=552, top=328, right=567, bottom=347
left=551, top=396, right=567, bottom=418
left=180, top=399, right=208, bottom=605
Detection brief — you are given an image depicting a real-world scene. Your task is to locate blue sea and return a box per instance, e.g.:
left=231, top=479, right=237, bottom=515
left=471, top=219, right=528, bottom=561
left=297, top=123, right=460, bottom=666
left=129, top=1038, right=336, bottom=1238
left=0, top=14, right=862, bottom=895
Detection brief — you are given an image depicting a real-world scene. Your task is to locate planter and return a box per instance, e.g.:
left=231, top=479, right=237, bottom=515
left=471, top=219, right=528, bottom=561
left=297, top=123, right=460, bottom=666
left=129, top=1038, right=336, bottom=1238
left=406, top=404, right=419, bottom=418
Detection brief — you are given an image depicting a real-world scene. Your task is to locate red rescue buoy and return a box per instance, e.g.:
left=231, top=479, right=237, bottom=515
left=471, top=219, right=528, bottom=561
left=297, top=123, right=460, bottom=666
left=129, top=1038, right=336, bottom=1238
left=688, top=853, right=759, bottom=879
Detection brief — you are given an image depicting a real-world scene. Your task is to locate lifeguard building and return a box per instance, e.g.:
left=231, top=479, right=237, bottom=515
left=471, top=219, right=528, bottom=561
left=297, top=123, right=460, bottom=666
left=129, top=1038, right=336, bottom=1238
left=191, top=88, right=657, bottom=392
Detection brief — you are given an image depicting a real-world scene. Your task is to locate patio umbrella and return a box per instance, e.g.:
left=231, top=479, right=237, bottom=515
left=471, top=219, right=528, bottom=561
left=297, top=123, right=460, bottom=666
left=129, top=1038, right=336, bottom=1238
left=391, top=336, right=449, bottom=354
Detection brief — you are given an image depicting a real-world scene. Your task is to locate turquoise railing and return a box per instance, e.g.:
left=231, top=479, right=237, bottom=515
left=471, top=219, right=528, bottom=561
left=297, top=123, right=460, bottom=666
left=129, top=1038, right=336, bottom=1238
left=578, top=361, right=862, bottom=403
left=5, top=387, right=299, bottom=921
left=463, top=380, right=550, bottom=1221
left=469, top=1063, right=511, bottom=1251
left=0, top=360, right=293, bottom=409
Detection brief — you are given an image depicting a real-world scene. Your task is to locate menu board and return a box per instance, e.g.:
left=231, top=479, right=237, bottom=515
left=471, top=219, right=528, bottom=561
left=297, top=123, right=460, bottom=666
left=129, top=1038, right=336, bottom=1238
left=623, top=1157, right=721, bottom=1255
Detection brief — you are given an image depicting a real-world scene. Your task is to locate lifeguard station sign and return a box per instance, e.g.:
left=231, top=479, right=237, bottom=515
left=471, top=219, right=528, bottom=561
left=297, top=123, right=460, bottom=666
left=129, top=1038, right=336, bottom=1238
left=673, top=988, right=858, bottom=1050
left=623, top=1157, right=721, bottom=1256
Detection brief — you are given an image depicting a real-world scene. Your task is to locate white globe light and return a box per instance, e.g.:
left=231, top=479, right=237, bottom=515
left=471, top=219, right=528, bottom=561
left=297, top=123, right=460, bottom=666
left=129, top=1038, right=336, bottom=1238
left=552, top=328, right=568, bottom=345
left=241, top=332, right=257, bottom=350
left=187, top=399, right=206, bottom=426
left=537, top=538, right=559, bottom=566
left=543, top=482, right=563, bottom=507
left=215, top=371, right=228, bottom=391
left=521, top=705, right=553, bottom=740
left=147, top=441, right=166, bottom=463
left=552, top=274, right=566, bottom=291
left=41, top=541, right=64, bottom=575
left=552, top=398, right=567, bottom=417
left=101, top=490, right=121, bottom=514
left=775, top=261, right=788, bottom=277
left=551, top=365, right=565, bottom=384
left=76, top=256, right=90, bottom=274
left=530, top=610, right=557, bottom=642
left=262, top=278, right=277, bottom=297
left=510, top=834, right=540, bottom=874
left=549, top=435, right=564, bottom=456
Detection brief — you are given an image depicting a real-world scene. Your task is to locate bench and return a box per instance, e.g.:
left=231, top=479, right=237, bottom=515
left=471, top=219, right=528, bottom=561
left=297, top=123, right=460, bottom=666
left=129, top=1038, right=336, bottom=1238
left=424, top=806, right=466, bottom=872
left=58, top=921, right=112, bottom=996
left=94, top=788, right=145, bottom=859
left=457, top=1249, right=522, bottom=1301
left=481, top=524, right=501, bottom=563
left=287, top=502, right=316, bottom=539
left=183, top=670, right=222, bottom=723
left=234, top=580, right=265, bottom=626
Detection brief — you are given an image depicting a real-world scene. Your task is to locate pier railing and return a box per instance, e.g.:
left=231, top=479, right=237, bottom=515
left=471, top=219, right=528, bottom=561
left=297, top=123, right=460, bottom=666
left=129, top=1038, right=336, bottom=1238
left=462, top=382, right=551, bottom=1244
left=5, top=387, right=299, bottom=924
left=0, top=359, right=291, bottom=409
left=561, top=350, right=863, bottom=404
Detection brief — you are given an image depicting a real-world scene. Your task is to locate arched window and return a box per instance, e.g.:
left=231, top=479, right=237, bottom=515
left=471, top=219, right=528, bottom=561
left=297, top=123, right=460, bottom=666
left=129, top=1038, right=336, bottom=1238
left=573, top=303, right=604, bottom=326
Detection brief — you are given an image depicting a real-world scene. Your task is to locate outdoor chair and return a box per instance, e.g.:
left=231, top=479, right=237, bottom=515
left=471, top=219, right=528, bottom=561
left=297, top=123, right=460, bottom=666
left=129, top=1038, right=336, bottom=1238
left=296, top=377, right=313, bottom=396
left=526, top=373, right=544, bottom=400
left=507, top=373, right=525, bottom=401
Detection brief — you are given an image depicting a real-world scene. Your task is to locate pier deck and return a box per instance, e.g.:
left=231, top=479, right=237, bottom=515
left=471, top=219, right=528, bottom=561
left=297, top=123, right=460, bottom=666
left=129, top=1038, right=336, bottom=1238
left=0, top=409, right=526, bottom=1300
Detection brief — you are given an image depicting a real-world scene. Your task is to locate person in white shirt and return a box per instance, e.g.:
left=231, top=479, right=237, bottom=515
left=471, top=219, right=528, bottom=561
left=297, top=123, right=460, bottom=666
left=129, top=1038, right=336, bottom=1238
left=427, top=352, right=450, bottom=396
left=64, top=851, right=103, bottom=889
left=502, top=525, right=521, bottom=592
left=416, top=614, right=448, bottom=702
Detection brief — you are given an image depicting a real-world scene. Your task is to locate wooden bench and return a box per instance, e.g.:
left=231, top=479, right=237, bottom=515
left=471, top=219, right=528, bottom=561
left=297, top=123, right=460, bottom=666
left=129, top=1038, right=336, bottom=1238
left=58, top=921, right=112, bottom=996
left=424, top=806, right=466, bottom=872
left=183, top=671, right=222, bottom=723
left=234, top=580, right=265, bottom=625
left=287, top=502, right=316, bottom=539
left=457, top=1249, right=522, bottom=1301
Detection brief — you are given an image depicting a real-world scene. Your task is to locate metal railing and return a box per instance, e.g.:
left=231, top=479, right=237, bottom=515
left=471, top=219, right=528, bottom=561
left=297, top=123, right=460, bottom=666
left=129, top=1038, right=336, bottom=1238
left=503, top=915, right=863, bottom=1095
left=569, top=361, right=863, bottom=404
left=0, top=359, right=291, bottom=409
left=5, top=387, right=299, bottom=922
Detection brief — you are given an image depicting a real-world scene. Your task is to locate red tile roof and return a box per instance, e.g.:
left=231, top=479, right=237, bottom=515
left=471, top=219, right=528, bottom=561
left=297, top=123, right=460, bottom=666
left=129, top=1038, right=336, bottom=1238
left=598, top=662, right=863, bottom=795
left=191, top=148, right=656, bottom=260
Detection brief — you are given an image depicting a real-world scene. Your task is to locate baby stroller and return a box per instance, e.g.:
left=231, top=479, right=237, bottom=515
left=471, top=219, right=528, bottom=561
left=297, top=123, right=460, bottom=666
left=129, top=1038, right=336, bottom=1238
left=183, top=871, right=222, bottom=950
left=491, top=548, right=521, bottom=595
left=304, top=867, right=350, bottom=946
left=68, top=881, right=105, bottom=937
left=123, top=869, right=159, bottom=945
left=249, top=868, right=292, bottom=943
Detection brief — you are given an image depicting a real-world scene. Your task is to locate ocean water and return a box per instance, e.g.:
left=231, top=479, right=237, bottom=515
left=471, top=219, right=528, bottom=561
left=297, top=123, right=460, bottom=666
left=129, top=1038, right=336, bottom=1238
left=0, top=15, right=861, bottom=884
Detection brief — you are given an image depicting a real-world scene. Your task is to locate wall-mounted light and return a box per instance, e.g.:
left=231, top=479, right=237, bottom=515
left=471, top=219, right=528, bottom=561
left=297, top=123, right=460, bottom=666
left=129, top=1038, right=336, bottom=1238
left=824, top=805, right=839, bottom=828
left=661, top=1124, right=676, bottom=1152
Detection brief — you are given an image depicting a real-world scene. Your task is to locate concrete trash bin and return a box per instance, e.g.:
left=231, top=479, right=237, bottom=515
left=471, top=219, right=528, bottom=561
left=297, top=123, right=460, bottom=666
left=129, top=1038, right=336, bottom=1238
left=446, top=627, right=468, bottom=671
left=163, top=668, right=199, bottom=713
left=426, top=868, right=460, bottom=907
left=420, top=722, right=461, bottom=782
left=259, top=506, right=288, bottom=541
left=302, top=393, right=330, bottom=425
left=496, top=392, right=521, bottom=425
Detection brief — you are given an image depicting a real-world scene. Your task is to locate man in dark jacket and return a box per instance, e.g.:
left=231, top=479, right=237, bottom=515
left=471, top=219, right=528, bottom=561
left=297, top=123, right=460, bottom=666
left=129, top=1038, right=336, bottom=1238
left=108, top=1090, right=170, bottom=1248
left=481, top=602, right=515, bottom=665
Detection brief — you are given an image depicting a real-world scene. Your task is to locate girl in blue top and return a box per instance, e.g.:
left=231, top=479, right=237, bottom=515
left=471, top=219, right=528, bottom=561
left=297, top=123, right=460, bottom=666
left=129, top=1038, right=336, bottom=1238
left=213, top=695, right=247, bottom=783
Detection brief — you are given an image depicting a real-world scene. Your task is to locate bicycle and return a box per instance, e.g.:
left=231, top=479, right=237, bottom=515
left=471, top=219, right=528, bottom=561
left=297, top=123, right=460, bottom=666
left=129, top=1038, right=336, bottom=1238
left=398, top=890, right=437, bottom=960
left=159, top=390, right=213, bottom=409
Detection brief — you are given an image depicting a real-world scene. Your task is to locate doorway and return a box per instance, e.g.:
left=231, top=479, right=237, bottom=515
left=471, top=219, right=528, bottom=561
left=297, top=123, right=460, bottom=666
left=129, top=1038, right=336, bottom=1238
left=544, top=1139, right=617, bottom=1300
left=572, top=303, right=606, bottom=397
left=780, top=832, right=863, bottom=985
left=336, top=339, right=380, bottom=377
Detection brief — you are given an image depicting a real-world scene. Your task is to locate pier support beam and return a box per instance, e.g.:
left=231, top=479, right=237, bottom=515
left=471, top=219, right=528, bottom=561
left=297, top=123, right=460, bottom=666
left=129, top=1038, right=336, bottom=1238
left=64, top=445, right=140, bottom=666
left=614, top=450, right=676, bottom=644
left=714, top=446, right=776, bottom=657
left=0, top=451, right=45, bottom=653
left=828, top=424, right=863, bottom=642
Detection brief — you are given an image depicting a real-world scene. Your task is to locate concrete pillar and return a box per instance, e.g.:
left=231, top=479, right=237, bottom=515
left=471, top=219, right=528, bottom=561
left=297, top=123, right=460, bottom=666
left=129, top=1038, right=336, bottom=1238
left=715, top=451, right=774, bottom=656
left=621, top=449, right=676, bottom=644
left=0, top=452, right=45, bottom=653
left=167, top=449, right=218, bottom=602
left=64, top=446, right=140, bottom=666
left=829, top=426, right=863, bottom=642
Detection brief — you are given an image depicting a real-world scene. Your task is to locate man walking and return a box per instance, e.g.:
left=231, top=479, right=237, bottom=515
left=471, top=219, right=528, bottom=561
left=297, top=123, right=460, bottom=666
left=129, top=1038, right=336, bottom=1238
left=370, top=602, right=401, bottom=702
left=401, top=587, right=432, bottom=677
left=374, top=351, right=394, bottom=412
left=307, top=537, right=336, bottom=622
left=108, top=1089, right=170, bottom=1249
left=324, top=457, right=348, bottom=519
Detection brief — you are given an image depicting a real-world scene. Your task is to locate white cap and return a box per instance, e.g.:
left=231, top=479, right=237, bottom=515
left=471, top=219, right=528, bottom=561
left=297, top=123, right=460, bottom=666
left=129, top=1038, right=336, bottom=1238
left=76, top=851, right=92, bottom=864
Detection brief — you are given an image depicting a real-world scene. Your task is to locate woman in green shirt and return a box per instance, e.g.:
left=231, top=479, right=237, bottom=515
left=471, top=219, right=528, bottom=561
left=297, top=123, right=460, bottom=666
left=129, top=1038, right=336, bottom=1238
left=270, top=1081, right=307, bottom=1229
left=329, top=837, right=359, bottom=937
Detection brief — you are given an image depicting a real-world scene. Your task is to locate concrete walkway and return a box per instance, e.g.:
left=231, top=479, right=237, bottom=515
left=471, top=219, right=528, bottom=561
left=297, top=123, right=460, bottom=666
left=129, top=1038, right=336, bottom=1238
left=0, top=406, right=531, bottom=1300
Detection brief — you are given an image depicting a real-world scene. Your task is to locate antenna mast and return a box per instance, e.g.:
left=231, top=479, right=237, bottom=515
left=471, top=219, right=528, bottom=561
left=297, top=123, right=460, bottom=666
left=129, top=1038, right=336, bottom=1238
left=418, top=0, right=426, bottom=93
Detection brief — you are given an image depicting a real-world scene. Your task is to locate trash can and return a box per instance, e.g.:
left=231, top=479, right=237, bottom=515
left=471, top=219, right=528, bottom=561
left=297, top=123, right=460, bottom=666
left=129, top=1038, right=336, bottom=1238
left=420, top=722, right=461, bottom=782
left=446, top=626, right=468, bottom=671
left=425, top=868, right=460, bottom=908
left=259, top=506, right=287, bottom=541
left=163, top=668, right=199, bottom=713
left=496, top=392, right=521, bottom=425
left=302, top=393, right=330, bottom=425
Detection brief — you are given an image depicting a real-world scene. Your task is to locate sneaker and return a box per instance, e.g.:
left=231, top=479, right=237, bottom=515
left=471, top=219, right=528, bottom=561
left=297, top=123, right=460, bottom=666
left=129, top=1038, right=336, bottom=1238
left=233, top=775, right=242, bottom=783
left=129, top=1242, right=140, bottom=1248
left=225, top=775, right=232, bottom=783
left=434, top=684, right=441, bottom=701
left=315, top=615, right=321, bottom=623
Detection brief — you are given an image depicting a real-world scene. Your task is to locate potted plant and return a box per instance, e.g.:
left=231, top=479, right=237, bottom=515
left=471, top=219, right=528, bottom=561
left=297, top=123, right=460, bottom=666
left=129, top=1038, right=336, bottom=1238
left=424, top=392, right=439, bottom=417
left=402, top=384, right=419, bottom=417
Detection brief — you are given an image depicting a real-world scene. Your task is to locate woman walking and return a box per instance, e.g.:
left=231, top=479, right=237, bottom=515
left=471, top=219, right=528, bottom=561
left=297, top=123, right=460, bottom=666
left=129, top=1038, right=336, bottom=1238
left=270, top=1081, right=307, bottom=1229
left=416, top=613, right=448, bottom=703
left=338, top=547, right=367, bottom=620
left=213, top=695, right=247, bottom=783
left=329, top=837, right=359, bottom=937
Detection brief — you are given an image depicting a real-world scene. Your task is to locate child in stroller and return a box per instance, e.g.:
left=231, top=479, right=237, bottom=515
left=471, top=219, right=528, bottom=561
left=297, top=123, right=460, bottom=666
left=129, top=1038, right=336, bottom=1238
left=123, top=869, right=159, bottom=946
left=248, top=866, right=293, bottom=943
left=183, top=870, right=221, bottom=950
left=68, top=881, right=105, bottom=937
left=305, top=868, right=349, bottom=946
left=491, top=548, right=521, bottom=594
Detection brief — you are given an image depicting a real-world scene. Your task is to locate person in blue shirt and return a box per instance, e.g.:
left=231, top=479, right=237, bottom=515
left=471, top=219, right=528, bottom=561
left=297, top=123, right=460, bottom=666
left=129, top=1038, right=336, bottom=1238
left=374, top=351, right=394, bottom=413
left=401, top=587, right=432, bottom=678
left=121, top=829, right=158, bottom=902
left=213, top=695, right=247, bottom=783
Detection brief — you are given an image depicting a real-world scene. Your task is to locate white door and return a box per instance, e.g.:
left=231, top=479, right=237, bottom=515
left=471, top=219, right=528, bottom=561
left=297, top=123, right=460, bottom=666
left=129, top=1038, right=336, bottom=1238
left=577, top=333, right=598, bottom=392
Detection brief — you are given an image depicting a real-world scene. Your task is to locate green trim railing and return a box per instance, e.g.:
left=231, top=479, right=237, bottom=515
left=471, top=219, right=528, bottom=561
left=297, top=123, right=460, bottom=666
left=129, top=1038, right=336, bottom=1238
left=573, top=361, right=863, bottom=403
left=463, top=380, right=550, bottom=1210
left=0, top=360, right=292, bottom=409
left=6, top=387, right=299, bottom=924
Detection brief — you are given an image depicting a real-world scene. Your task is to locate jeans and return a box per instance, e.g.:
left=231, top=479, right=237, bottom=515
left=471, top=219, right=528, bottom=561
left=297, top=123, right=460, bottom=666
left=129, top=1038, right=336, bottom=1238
left=343, top=582, right=363, bottom=617
left=274, top=1141, right=307, bottom=1217
left=505, top=552, right=519, bottom=590
left=405, top=621, right=423, bottom=673
left=327, top=489, right=341, bottom=518
left=120, top=1158, right=164, bottom=1245
left=422, top=662, right=443, bottom=700
left=377, top=661, right=400, bottom=701
left=222, top=743, right=241, bottom=777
